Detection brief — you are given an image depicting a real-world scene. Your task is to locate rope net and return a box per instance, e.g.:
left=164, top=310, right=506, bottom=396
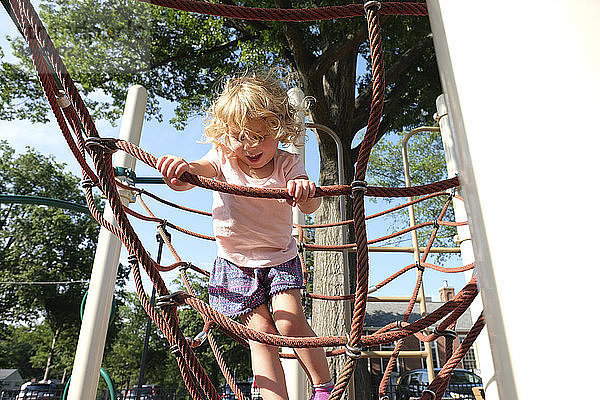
left=5, top=0, right=485, bottom=399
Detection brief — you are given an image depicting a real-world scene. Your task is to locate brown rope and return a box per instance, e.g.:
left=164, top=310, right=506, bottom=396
left=7, top=1, right=481, bottom=399
left=137, top=1, right=428, bottom=22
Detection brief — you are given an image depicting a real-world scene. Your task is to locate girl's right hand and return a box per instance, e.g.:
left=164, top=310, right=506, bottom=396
left=156, top=155, right=191, bottom=187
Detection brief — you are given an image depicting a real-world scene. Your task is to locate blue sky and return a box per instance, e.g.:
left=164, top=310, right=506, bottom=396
left=0, top=3, right=467, bottom=301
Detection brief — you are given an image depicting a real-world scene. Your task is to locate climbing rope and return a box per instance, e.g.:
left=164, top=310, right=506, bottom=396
left=4, top=0, right=485, bottom=399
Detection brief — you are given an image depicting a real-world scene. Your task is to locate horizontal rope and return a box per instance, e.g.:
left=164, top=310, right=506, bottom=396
left=137, top=0, right=428, bottom=22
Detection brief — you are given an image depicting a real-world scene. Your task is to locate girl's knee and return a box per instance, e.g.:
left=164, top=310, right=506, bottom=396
left=274, top=314, right=312, bottom=337
left=243, top=305, right=278, bottom=334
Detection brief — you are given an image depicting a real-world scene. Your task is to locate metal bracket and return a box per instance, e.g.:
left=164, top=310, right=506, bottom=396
left=156, top=291, right=188, bottom=309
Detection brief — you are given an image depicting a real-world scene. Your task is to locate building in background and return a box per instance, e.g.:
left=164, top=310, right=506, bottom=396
left=0, top=369, right=24, bottom=391
left=363, top=282, right=477, bottom=386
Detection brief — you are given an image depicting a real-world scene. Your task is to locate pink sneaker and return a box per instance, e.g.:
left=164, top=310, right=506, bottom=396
left=310, top=383, right=334, bottom=400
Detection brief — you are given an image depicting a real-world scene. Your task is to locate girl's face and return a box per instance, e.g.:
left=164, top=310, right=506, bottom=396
left=225, top=118, right=278, bottom=176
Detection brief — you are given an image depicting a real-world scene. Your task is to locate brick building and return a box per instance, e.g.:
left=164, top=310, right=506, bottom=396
left=363, top=282, right=478, bottom=385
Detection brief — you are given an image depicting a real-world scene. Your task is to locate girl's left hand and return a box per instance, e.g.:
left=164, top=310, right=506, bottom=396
left=287, top=179, right=317, bottom=207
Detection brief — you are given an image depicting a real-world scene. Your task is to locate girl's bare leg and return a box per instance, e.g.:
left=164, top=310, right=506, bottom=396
left=242, top=304, right=289, bottom=400
left=271, top=289, right=331, bottom=385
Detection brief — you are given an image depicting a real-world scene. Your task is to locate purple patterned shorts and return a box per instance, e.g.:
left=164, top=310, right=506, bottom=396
left=208, top=256, right=304, bottom=318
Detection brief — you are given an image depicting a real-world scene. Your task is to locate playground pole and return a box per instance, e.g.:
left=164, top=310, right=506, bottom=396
left=284, top=87, right=309, bottom=400
left=427, top=1, right=600, bottom=399
left=436, top=94, right=497, bottom=399
left=67, top=85, right=147, bottom=400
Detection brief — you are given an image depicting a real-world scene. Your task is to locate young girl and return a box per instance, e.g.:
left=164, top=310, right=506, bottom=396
left=156, top=73, right=333, bottom=400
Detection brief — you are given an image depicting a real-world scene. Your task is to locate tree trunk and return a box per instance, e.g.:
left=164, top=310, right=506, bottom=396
left=43, top=328, right=61, bottom=381
left=308, top=49, right=372, bottom=400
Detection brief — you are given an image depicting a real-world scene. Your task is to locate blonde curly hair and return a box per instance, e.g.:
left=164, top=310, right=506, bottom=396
left=204, top=72, right=304, bottom=148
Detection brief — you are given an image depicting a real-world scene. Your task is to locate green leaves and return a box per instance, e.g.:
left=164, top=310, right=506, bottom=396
left=0, top=142, right=124, bottom=380
left=367, top=130, right=456, bottom=260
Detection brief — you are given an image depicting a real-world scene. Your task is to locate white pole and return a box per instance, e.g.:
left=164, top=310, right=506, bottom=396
left=283, top=87, right=309, bottom=400
left=67, top=85, right=147, bottom=400
left=436, top=94, right=498, bottom=399
left=427, top=1, right=600, bottom=399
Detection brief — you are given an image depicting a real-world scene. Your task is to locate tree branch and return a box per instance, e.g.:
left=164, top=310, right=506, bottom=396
left=350, top=34, right=434, bottom=161
left=92, top=33, right=258, bottom=86
left=273, top=0, right=315, bottom=74
left=352, top=33, right=433, bottom=133
left=310, top=25, right=368, bottom=78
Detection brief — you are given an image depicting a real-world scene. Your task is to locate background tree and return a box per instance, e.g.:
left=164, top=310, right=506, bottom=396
left=0, top=1, right=443, bottom=397
left=103, top=274, right=251, bottom=388
left=0, top=142, right=130, bottom=381
left=367, top=130, right=456, bottom=262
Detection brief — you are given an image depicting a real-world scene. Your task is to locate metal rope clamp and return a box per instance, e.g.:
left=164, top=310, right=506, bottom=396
left=345, top=337, right=363, bottom=360
left=156, top=291, right=188, bottom=309
left=169, top=344, right=182, bottom=357
left=81, top=178, right=98, bottom=189
left=351, top=180, right=368, bottom=198
left=127, top=254, right=138, bottom=267
left=179, top=262, right=192, bottom=272
left=191, top=331, right=208, bottom=347
left=114, top=166, right=137, bottom=186
left=85, top=137, right=119, bottom=155
left=364, top=1, right=381, bottom=12
left=415, top=260, right=425, bottom=272
left=434, top=327, right=457, bottom=339
left=56, top=90, right=71, bottom=109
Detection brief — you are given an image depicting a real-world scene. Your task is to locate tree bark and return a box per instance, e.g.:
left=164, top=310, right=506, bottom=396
left=308, top=46, right=372, bottom=400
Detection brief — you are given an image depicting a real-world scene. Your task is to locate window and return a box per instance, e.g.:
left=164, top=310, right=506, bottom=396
left=459, top=336, right=478, bottom=371
left=419, top=340, right=440, bottom=368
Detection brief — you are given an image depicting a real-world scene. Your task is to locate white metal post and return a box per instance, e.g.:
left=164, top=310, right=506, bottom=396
left=67, top=85, right=147, bottom=400
left=427, top=1, right=600, bottom=399
left=283, top=87, right=309, bottom=400
left=436, top=94, right=497, bottom=399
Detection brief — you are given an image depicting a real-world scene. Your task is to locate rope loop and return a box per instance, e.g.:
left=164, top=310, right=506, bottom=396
left=421, top=389, right=436, bottom=400
left=156, top=291, right=188, bottom=309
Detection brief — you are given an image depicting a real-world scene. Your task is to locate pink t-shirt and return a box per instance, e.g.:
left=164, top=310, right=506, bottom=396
left=204, top=147, right=307, bottom=268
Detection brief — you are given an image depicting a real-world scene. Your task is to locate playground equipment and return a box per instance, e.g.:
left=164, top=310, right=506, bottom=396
left=11, top=1, right=599, bottom=400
